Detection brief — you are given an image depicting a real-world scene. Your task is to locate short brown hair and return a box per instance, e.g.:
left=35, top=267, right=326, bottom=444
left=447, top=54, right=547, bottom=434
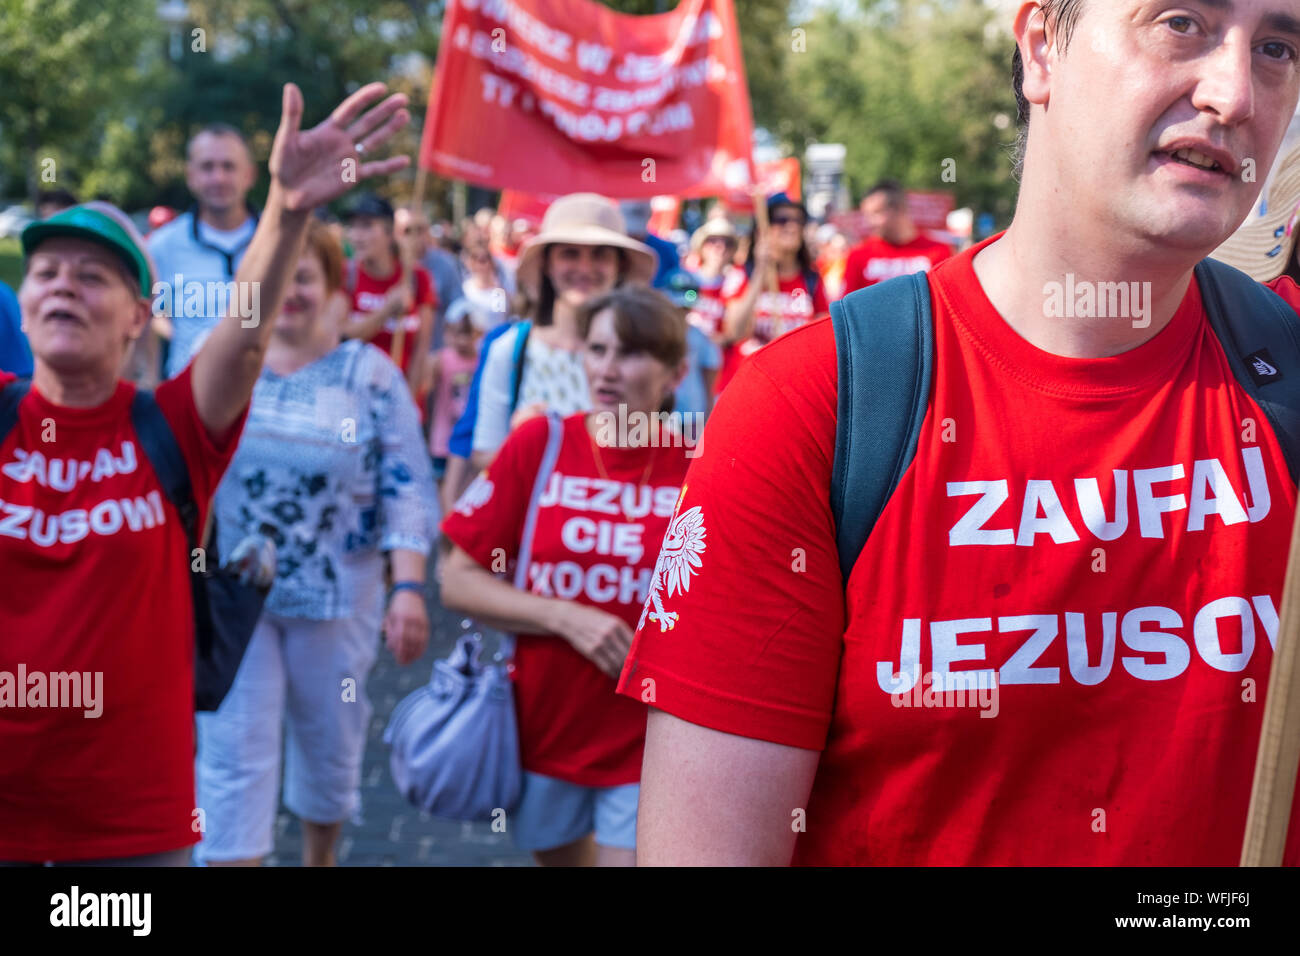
left=577, top=284, right=687, bottom=368
left=303, top=219, right=346, bottom=292
left=1012, top=0, right=1085, bottom=172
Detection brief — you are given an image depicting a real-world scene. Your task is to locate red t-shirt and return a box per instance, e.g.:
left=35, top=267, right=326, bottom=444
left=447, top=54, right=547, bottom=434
left=687, top=266, right=744, bottom=340
left=842, top=234, right=952, bottom=295
left=350, top=260, right=436, bottom=374
left=716, top=268, right=830, bottom=391
left=0, top=367, right=245, bottom=861
left=442, top=412, right=691, bottom=787
left=617, top=236, right=1300, bottom=865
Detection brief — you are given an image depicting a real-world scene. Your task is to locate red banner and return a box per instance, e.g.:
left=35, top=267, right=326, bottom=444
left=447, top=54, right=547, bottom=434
left=720, top=157, right=801, bottom=211
left=829, top=210, right=870, bottom=243
left=758, top=157, right=800, bottom=201
left=648, top=195, right=681, bottom=236
left=497, top=189, right=557, bottom=226
left=419, top=0, right=755, bottom=198
left=905, top=190, right=956, bottom=231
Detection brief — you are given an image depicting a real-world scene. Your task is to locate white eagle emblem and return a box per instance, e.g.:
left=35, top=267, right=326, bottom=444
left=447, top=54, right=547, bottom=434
left=639, top=505, right=707, bottom=633
left=453, top=474, right=494, bottom=517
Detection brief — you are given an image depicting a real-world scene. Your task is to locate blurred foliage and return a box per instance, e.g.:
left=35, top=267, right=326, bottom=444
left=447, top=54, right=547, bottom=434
left=781, top=0, right=1020, bottom=221
left=0, top=239, right=22, bottom=289
left=0, top=0, right=160, bottom=203
left=0, top=0, right=1018, bottom=223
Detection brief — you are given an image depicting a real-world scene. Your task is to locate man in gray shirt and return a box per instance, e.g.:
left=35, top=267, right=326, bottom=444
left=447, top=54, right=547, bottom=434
left=395, top=205, right=463, bottom=351
left=149, top=123, right=260, bottom=378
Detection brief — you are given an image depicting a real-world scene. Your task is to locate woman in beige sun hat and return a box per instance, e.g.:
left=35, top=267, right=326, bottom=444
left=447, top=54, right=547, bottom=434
left=467, top=192, right=656, bottom=469
left=1213, top=138, right=1300, bottom=283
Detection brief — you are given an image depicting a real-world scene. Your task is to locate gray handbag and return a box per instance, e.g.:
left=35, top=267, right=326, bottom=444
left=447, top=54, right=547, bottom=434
left=383, top=414, right=563, bottom=822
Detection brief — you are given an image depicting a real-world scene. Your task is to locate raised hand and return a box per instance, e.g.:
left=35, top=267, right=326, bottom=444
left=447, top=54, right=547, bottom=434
left=267, top=82, right=411, bottom=212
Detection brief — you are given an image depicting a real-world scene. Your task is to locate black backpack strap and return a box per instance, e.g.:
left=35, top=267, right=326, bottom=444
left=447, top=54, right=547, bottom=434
left=1197, top=258, right=1300, bottom=484
left=830, top=272, right=934, bottom=581
left=129, top=390, right=213, bottom=657
left=130, top=391, right=198, bottom=533
left=0, top=379, right=32, bottom=443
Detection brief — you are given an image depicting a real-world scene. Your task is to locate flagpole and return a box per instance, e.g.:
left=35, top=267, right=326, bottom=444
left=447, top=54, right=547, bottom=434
left=1241, top=498, right=1300, bottom=865
left=751, top=187, right=776, bottom=295
left=391, top=152, right=431, bottom=370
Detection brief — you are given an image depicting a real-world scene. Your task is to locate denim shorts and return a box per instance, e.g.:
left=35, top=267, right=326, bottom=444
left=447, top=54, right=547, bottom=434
left=509, top=772, right=639, bottom=852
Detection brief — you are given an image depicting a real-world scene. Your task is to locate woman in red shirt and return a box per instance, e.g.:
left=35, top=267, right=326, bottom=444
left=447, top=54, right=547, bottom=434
left=685, top=218, right=745, bottom=396
left=340, top=193, right=436, bottom=395
left=0, top=82, right=412, bottom=866
left=440, top=284, right=693, bottom=867
left=721, top=193, right=830, bottom=389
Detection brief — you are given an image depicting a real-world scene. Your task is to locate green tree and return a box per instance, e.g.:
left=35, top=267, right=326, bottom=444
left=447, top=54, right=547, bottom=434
left=782, top=0, right=1020, bottom=223
left=0, top=0, right=162, bottom=201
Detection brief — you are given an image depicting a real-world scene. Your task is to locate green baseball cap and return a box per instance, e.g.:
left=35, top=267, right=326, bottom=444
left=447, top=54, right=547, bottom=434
left=21, top=203, right=155, bottom=298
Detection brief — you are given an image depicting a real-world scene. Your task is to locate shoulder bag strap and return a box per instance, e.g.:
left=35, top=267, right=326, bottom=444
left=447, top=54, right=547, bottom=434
left=501, top=413, right=565, bottom=661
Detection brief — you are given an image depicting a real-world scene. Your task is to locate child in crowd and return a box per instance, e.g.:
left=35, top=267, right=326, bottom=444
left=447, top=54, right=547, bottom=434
left=427, top=299, right=488, bottom=488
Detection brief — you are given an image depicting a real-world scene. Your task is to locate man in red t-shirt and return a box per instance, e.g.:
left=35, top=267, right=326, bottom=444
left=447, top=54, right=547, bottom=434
left=617, top=1, right=1300, bottom=866
left=842, top=179, right=951, bottom=296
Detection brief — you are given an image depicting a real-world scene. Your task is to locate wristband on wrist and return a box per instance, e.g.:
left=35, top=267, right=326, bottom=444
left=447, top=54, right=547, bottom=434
left=388, top=581, right=424, bottom=602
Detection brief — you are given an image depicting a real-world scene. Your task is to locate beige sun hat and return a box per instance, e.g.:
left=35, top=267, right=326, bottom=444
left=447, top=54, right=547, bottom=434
left=514, top=193, right=657, bottom=293
left=1213, top=139, right=1300, bottom=281
left=690, top=217, right=738, bottom=254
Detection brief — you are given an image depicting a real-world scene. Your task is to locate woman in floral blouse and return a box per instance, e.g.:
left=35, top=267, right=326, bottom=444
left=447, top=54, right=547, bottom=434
left=195, top=220, right=438, bottom=866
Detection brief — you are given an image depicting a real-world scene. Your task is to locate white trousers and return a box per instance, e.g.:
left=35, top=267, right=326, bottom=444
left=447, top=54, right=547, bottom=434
left=193, top=606, right=381, bottom=863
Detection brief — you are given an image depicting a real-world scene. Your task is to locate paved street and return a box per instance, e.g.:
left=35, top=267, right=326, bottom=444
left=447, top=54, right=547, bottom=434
left=268, top=557, right=533, bottom=867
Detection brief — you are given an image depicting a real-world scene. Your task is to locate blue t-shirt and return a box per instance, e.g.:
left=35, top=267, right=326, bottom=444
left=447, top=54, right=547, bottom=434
left=0, top=281, right=33, bottom=377
left=675, top=323, right=721, bottom=419
left=447, top=319, right=516, bottom=459
left=643, top=232, right=680, bottom=289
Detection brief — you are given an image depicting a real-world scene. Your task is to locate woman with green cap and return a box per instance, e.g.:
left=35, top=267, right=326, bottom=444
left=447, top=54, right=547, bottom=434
left=0, top=82, right=411, bottom=866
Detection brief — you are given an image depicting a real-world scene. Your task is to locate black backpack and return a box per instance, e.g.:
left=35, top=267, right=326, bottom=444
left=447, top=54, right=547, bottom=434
left=829, top=258, right=1300, bottom=579
left=0, top=381, right=267, bottom=711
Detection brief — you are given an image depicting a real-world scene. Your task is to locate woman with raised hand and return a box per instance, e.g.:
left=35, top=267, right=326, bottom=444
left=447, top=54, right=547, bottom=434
left=721, top=193, right=830, bottom=389
left=195, top=220, right=437, bottom=868
left=0, top=82, right=410, bottom=866
left=441, top=285, right=693, bottom=867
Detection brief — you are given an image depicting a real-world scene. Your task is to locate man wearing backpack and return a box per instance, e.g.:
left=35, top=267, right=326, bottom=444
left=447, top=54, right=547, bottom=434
left=617, top=0, right=1300, bottom=865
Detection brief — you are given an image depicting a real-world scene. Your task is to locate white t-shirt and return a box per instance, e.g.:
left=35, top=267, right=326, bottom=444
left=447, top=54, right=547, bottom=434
left=196, top=218, right=256, bottom=253
left=462, top=280, right=512, bottom=330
